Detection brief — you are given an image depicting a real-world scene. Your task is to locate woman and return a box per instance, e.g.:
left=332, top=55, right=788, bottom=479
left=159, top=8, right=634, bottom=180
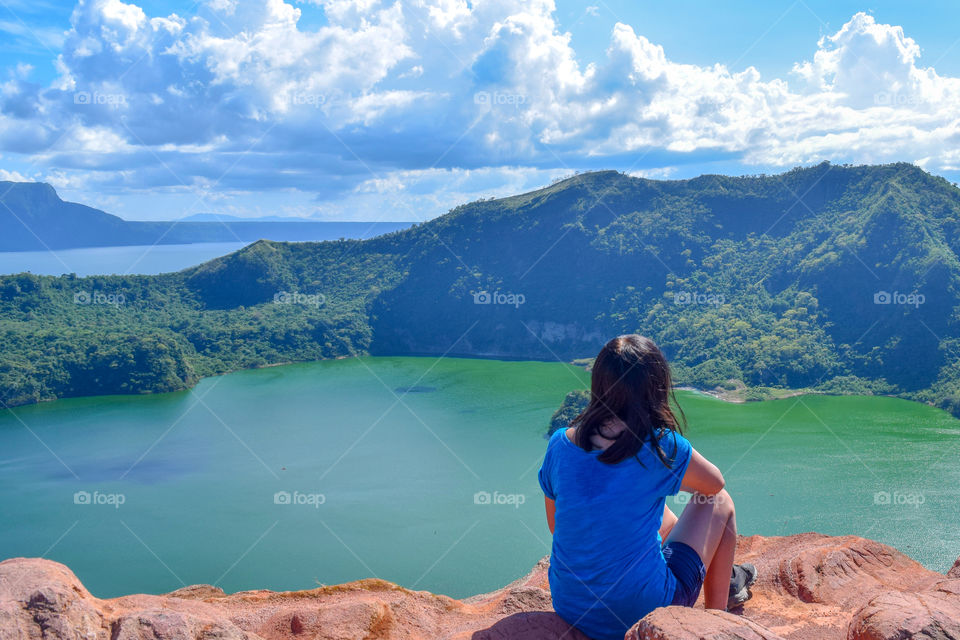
left=538, top=335, right=756, bottom=640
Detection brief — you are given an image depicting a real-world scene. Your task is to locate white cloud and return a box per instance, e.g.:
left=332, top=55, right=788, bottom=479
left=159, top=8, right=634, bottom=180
left=627, top=167, right=676, bottom=180
left=206, top=0, right=238, bottom=15
left=0, top=168, right=29, bottom=181
left=0, top=2, right=958, bottom=218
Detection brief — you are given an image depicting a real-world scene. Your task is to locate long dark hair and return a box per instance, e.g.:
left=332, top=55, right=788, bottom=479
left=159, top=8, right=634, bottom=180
left=571, top=335, right=686, bottom=466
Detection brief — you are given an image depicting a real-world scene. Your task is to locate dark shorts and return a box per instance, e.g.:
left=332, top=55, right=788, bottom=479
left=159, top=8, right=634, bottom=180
left=663, top=541, right=706, bottom=607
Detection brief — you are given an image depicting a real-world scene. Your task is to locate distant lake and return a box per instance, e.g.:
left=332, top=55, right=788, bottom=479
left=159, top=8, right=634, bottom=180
left=0, top=357, right=957, bottom=600
left=0, top=242, right=250, bottom=276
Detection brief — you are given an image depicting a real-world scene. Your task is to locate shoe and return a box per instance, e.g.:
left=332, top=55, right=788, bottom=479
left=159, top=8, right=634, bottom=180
left=727, top=563, right=757, bottom=610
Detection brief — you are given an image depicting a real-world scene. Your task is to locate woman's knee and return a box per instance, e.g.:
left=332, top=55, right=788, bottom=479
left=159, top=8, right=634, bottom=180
left=711, top=488, right=735, bottom=518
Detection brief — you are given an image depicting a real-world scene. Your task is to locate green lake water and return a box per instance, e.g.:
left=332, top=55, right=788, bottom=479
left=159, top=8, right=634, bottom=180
left=0, top=357, right=957, bottom=599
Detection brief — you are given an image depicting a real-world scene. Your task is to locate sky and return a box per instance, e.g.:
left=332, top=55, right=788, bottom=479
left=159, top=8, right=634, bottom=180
left=1, top=0, right=959, bottom=221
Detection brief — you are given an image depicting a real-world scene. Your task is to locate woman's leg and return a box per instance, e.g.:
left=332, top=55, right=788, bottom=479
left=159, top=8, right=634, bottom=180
left=664, top=489, right=737, bottom=609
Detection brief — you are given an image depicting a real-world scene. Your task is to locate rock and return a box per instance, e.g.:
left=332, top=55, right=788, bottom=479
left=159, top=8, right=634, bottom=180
left=111, top=610, right=256, bottom=640
left=0, top=558, right=106, bottom=640
left=736, top=533, right=939, bottom=608
left=0, top=557, right=93, bottom=601
left=288, top=613, right=303, bottom=635
left=948, top=557, right=960, bottom=579
left=0, top=536, right=957, bottom=640
left=467, top=611, right=591, bottom=640
left=0, top=601, right=46, bottom=640
left=725, top=533, right=945, bottom=640
left=489, top=586, right=553, bottom=616
left=166, top=585, right=227, bottom=600
left=254, top=600, right=396, bottom=640
left=626, top=607, right=786, bottom=640
left=847, top=582, right=960, bottom=640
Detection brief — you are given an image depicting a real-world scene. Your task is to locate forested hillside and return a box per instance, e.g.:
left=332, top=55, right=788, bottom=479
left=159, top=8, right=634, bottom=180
left=2, top=162, right=958, bottom=415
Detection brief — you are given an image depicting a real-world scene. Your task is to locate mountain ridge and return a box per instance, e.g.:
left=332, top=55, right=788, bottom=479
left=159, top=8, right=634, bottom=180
left=1, top=161, right=958, bottom=415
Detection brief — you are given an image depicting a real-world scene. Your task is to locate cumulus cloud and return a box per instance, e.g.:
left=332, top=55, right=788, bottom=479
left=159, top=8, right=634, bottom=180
left=0, top=1, right=958, bottom=218
left=0, top=168, right=30, bottom=181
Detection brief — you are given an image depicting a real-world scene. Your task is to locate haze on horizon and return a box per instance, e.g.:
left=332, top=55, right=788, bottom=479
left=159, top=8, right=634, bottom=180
left=1, top=0, right=959, bottom=222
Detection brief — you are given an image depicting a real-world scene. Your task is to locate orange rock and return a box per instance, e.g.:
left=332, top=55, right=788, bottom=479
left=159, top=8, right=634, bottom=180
left=0, top=535, right=957, bottom=640
left=626, top=607, right=786, bottom=640
left=847, top=580, right=960, bottom=640
left=465, top=612, right=591, bottom=640
left=949, top=557, right=960, bottom=579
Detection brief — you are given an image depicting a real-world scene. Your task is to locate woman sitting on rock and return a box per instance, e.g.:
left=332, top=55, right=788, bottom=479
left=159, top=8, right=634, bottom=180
left=538, top=334, right=756, bottom=640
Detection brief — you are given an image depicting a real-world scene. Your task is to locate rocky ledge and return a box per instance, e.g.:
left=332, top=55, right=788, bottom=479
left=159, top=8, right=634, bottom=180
left=2, top=533, right=958, bottom=640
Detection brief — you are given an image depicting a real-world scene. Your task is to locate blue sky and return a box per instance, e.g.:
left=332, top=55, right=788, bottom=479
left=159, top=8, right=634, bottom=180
left=555, top=1, right=960, bottom=77
left=1, top=0, right=959, bottom=221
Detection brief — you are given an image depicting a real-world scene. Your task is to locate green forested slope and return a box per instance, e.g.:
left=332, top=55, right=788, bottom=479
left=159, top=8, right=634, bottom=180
left=2, top=162, right=958, bottom=415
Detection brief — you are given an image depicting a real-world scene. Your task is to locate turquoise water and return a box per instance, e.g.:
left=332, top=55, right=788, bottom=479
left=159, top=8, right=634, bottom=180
left=670, top=391, right=960, bottom=570
left=0, top=358, right=957, bottom=600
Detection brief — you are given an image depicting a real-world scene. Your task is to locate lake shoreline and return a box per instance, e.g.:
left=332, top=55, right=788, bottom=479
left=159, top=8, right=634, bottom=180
left=4, top=352, right=947, bottom=420
left=570, top=360, right=913, bottom=408
left=674, top=385, right=817, bottom=404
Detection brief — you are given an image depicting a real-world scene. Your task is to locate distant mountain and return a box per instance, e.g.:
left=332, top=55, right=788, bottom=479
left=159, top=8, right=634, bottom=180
left=0, top=182, right=414, bottom=250
left=0, top=182, right=132, bottom=251
left=2, top=162, right=958, bottom=416
left=182, top=213, right=320, bottom=222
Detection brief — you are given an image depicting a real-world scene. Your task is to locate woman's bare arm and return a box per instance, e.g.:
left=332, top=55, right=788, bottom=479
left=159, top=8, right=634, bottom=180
left=659, top=504, right=678, bottom=540
left=544, top=497, right=556, bottom=534
left=679, top=447, right=725, bottom=496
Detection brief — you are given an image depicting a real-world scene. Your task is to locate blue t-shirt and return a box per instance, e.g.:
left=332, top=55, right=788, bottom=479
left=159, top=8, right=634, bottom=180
left=538, top=426, right=693, bottom=640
